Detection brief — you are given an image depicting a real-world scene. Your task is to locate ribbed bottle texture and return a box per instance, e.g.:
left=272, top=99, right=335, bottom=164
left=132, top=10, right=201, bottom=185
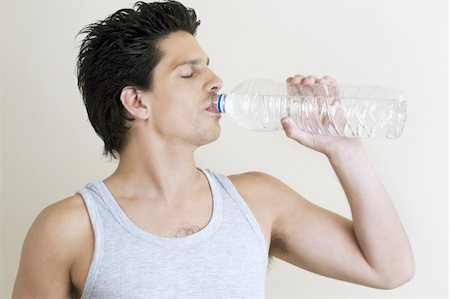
left=216, top=78, right=407, bottom=139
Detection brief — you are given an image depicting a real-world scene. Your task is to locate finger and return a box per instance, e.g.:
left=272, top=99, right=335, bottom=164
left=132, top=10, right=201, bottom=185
left=330, top=85, right=342, bottom=98
left=318, top=75, right=337, bottom=85
left=281, top=117, right=315, bottom=147
left=302, top=75, right=318, bottom=85
left=291, top=74, right=305, bottom=85
left=287, top=74, right=305, bottom=96
left=319, top=75, right=340, bottom=97
left=281, top=117, right=304, bottom=140
left=297, top=75, right=318, bottom=97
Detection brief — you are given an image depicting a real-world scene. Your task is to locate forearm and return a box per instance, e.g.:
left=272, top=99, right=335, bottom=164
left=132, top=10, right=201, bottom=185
left=327, top=143, right=414, bottom=283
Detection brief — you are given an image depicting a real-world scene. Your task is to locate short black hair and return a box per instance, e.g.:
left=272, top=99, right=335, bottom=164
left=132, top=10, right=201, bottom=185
left=76, top=1, right=200, bottom=159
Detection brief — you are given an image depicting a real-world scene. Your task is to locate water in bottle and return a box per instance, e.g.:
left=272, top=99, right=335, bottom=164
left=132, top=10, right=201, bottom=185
left=214, top=78, right=407, bottom=139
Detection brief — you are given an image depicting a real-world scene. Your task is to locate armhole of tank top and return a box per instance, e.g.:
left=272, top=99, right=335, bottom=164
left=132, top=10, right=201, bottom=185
left=77, top=187, right=104, bottom=299
left=209, top=171, right=269, bottom=259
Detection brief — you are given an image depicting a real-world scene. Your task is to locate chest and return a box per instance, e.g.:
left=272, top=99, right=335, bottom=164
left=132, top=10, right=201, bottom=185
left=125, top=196, right=214, bottom=238
left=88, top=241, right=267, bottom=298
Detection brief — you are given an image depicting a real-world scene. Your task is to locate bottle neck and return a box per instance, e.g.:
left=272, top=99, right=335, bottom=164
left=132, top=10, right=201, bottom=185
left=215, top=94, right=227, bottom=114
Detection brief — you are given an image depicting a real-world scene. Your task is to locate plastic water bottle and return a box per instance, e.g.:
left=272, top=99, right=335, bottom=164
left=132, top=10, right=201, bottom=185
left=215, top=78, right=407, bottom=139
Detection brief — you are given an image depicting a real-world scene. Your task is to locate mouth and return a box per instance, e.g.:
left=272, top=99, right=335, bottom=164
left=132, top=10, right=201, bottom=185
left=204, top=98, right=221, bottom=115
left=205, top=103, right=220, bottom=114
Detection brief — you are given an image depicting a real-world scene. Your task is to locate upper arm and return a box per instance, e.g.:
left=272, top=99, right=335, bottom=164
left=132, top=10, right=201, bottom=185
left=271, top=191, right=382, bottom=287
left=234, top=172, right=383, bottom=288
left=12, top=195, right=84, bottom=299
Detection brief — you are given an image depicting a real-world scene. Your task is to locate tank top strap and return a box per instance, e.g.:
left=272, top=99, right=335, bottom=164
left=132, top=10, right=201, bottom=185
left=77, top=185, right=106, bottom=299
left=203, top=169, right=268, bottom=256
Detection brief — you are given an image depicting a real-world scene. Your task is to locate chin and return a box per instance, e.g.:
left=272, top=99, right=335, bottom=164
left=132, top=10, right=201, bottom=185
left=198, top=125, right=221, bottom=146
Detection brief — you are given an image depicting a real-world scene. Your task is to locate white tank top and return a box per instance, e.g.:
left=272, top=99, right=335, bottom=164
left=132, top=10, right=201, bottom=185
left=77, top=169, right=268, bottom=299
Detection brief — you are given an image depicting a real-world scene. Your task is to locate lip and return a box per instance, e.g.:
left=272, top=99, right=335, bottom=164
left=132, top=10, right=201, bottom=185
left=204, top=102, right=221, bottom=115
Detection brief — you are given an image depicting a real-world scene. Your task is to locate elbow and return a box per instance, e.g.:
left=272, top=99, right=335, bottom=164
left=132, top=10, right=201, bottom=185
left=376, top=255, right=415, bottom=289
left=382, top=264, right=415, bottom=290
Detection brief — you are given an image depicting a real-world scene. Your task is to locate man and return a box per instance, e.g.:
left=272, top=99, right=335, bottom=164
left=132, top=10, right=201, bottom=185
left=13, top=1, right=414, bottom=298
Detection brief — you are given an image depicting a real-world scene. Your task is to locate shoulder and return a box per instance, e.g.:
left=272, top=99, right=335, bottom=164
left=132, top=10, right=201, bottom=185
left=228, top=171, right=281, bottom=189
left=35, top=193, right=91, bottom=238
left=25, top=193, right=92, bottom=263
left=13, top=193, right=93, bottom=298
left=228, top=171, right=308, bottom=228
left=227, top=171, right=300, bottom=221
left=228, top=171, right=295, bottom=201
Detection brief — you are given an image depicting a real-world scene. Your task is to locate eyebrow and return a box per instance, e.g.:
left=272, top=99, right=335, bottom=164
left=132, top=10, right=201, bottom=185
left=174, top=57, right=210, bottom=69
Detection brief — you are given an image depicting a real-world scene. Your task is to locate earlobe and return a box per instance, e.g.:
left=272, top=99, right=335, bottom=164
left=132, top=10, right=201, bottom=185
left=120, top=87, right=150, bottom=120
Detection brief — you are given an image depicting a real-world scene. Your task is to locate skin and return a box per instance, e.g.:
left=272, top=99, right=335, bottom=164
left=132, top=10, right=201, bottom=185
left=13, top=31, right=415, bottom=298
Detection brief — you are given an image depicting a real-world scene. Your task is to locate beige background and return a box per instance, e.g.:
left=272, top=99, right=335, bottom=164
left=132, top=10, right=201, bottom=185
left=1, top=0, right=448, bottom=298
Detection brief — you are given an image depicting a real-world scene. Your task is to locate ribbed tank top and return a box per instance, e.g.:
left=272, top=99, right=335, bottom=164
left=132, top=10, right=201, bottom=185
left=77, top=169, right=268, bottom=299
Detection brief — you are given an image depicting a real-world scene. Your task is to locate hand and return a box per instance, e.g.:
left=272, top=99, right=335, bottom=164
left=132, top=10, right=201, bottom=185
left=281, top=74, right=362, bottom=156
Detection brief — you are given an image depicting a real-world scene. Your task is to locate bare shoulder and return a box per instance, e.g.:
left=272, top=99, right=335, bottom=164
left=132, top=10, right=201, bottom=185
left=32, top=193, right=92, bottom=248
left=228, top=171, right=298, bottom=207
left=228, top=172, right=309, bottom=231
left=228, top=171, right=282, bottom=191
left=13, top=193, right=92, bottom=298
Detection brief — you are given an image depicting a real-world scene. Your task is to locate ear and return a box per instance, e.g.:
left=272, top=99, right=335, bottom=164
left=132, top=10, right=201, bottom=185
left=120, top=87, right=150, bottom=120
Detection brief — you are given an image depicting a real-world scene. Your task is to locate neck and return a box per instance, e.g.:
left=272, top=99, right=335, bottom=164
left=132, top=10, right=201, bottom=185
left=104, top=133, right=204, bottom=206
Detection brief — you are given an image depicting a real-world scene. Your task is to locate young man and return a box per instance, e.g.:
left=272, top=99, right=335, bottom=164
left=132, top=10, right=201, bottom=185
left=13, top=1, right=414, bottom=298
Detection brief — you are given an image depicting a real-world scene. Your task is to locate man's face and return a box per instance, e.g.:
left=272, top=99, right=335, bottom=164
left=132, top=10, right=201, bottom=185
left=143, top=31, right=223, bottom=147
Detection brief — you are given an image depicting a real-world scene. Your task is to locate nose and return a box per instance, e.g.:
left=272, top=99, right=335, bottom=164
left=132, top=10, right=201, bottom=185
left=207, top=70, right=223, bottom=93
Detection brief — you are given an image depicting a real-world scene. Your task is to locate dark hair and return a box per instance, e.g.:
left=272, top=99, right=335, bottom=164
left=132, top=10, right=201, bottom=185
left=76, top=1, right=200, bottom=159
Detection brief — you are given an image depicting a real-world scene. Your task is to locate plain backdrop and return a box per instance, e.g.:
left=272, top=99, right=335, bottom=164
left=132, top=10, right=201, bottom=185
left=0, top=0, right=448, bottom=298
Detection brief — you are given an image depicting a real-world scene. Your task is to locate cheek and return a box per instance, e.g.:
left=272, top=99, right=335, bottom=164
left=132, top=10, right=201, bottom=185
left=150, top=98, right=200, bottom=134
left=149, top=80, right=203, bottom=128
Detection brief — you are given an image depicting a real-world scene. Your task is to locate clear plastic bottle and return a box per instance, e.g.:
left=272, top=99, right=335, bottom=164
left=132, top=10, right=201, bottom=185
left=215, top=78, right=407, bottom=139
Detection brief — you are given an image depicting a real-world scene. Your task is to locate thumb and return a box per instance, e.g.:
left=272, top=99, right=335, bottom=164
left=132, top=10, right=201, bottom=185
left=281, top=117, right=314, bottom=146
left=281, top=117, right=300, bottom=139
